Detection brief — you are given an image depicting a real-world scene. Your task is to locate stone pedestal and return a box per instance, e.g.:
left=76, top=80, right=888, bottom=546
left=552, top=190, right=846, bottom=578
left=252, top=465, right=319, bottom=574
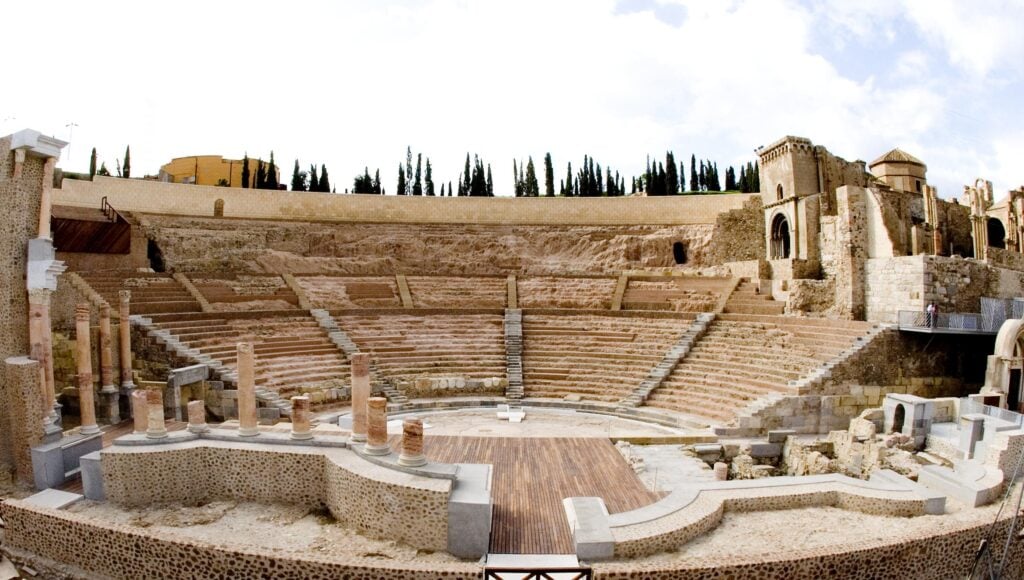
left=75, top=304, right=100, bottom=436
left=365, top=396, right=390, bottom=455
left=350, top=353, right=370, bottom=443
left=398, top=416, right=427, bottom=467
left=145, top=390, right=167, bottom=439
left=131, top=390, right=148, bottom=434
left=714, top=462, right=729, bottom=481
left=118, top=291, right=135, bottom=390
left=236, top=342, right=258, bottom=437
left=187, top=400, right=209, bottom=434
left=290, top=396, right=313, bottom=440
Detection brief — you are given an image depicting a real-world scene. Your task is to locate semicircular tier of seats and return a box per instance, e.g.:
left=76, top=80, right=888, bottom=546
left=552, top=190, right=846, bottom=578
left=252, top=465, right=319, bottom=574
left=621, top=276, right=733, bottom=312
left=189, top=274, right=300, bottom=311
left=521, top=313, right=694, bottom=403
left=77, top=271, right=201, bottom=314
left=148, top=313, right=350, bottom=398
left=333, top=312, right=506, bottom=383
left=517, top=277, right=618, bottom=309
left=295, top=276, right=402, bottom=309
left=644, top=314, right=875, bottom=423
left=405, top=276, right=507, bottom=308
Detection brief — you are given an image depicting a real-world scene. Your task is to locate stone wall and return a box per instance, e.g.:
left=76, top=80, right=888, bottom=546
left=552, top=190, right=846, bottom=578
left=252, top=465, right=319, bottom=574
left=136, top=214, right=718, bottom=275
left=4, top=357, right=45, bottom=484
left=100, top=441, right=453, bottom=552
left=864, top=255, right=997, bottom=323
left=59, top=176, right=756, bottom=226
left=56, top=223, right=149, bottom=272
left=707, top=196, right=764, bottom=265
left=0, top=136, right=45, bottom=481
left=785, top=279, right=835, bottom=316
left=0, top=500, right=481, bottom=579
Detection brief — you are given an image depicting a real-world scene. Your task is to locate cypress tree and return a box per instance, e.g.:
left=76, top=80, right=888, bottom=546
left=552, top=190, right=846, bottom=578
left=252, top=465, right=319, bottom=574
left=319, top=164, right=330, bottom=193
left=241, top=153, right=251, bottom=188
left=753, top=161, right=760, bottom=191
left=543, top=153, right=554, bottom=197
left=256, top=159, right=266, bottom=189
left=439, top=183, right=445, bottom=197
left=606, top=168, right=614, bottom=196
left=425, top=158, right=434, bottom=196
left=266, top=151, right=279, bottom=189
left=725, top=166, right=737, bottom=191
left=690, top=154, right=698, bottom=192
left=97, top=162, right=110, bottom=176
left=405, top=147, right=414, bottom=196
left=564, top=162, right=573, bottom=197
left=123, top=146, right=131, bottom=179
left=463, top=154, right=472, bottom=195
left=291, top=160, right=306, bottom=191
left=89, top=148, right=97, bottom=179
left=413, top=154, right=423, bottom=196
left=373, top=169, right=381, bottom=194
left=449, top=180, right=453, bottom=197
left=486, top=164, right=494, bottom=196
left=525, top=157, right=538, bottom=197
left=665, top=151, right=677, bottom=195
left=513, top=160, right=521, bottom=197
left=396, top=164, right=406, bottom=195
left=309, top=164, right=319, bottom=193
left=698, top=161, right=706, bottom=191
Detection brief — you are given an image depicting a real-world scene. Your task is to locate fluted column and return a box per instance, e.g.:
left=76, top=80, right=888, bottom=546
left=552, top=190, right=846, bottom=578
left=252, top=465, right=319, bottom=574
left=98, top=303, right=120, bottom=423
left=236, top=342, right=258, bottom=437
left=365, top=396, right=390, bottom=455
left=398, top=416, right=427, bottom=467
left=75, top=304, right=99, bottom=435
left=290, top=396, right=312, bottom=440
left=118, top=290, right=135, bottom=389
left=187, top=400, right=209, bottom=434
left=131, top=390, right=148, bottom=434
left=350, top=353, right=370, bottom=443
left=145, top=389, right=167, bottom=439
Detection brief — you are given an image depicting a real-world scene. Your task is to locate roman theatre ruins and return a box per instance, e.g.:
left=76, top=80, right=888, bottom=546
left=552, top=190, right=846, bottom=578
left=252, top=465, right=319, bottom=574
left=0, top=130, right=1022, bottom=579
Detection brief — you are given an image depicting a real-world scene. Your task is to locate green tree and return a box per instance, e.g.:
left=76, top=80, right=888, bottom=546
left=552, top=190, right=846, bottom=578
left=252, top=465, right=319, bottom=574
left=690, top=154, right=698, bottom=192
left=665, top=151, right=677, bottom=195
left=463, top=154, right=472, bottom=195
left=725, top=166, right=737, bottom=191
left=266, top=151, right=279, bottom=189
left=89, top=148, right=97, bottom=179
left=396, top=164, right=406, bottom=196
left=413, top=154, right=423, bottom=196
left=405, top=147, right=414, bottom=196
left=319, top=164, right=330, bottom=193
left=543, top=153, right=554, bottom=196
left=425, top=158, right=435, bottom=196
left=373, top=169, right=381, bottom=194
left=439, top=183, right=445, bottom=197
left=123, top=146, right=131, bottom=179
left=524, top=157, right=538, bottom=197
left=564, top=162, right=573, bottom=197
left=486, top=164, right=493, bottom=196
left=97, top=162, right=111, bottom=176
left=255, top=158, right=266, bottom=189
left=513, top=159, right=521, bottom=197
left=241, top=153, right=251, bottom=188
left=291, top=160, right=306, bottom=191
left=309, top=164, right=319, bottom=192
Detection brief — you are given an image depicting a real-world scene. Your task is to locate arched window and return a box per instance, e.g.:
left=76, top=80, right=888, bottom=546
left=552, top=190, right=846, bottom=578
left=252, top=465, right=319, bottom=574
left=770, top=214, right=791, bottom=259
left=776, top=184, right=784, bottom=201
left=214, top=198, right=225, bottom=218
left=988, top=218, right=1007, bottom=249
left=672, top=241, right=687, bottom=265
left=892, top=404, right=906, bottom=434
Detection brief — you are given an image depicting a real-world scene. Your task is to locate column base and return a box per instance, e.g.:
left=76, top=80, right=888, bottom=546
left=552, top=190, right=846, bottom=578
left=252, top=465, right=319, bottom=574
left=80, top=424, right=101, bottom=436
left=42, top=420, right=62, bottom=444
left=350, top=433, right=367, bottom=443
left=364, top=443, right=391, bottom=456
left=187, top=425, right=210, bottom=434
left=146, top=430, right=168, bottom=440
left=398, top=454, right=427, bottom=467
left=291, top=431, right=313, bottom=441
left=238, top=427, right=260, bottom=437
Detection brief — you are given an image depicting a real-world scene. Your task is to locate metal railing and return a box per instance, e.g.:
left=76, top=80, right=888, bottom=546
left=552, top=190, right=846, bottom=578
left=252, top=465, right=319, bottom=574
left=100, top=196, right=118, bottom=222
left=959, top=397, right=1024, bottom=427
left=898, top=310, right=986, bottom=332
left=485, top=568, right=592, bottom=580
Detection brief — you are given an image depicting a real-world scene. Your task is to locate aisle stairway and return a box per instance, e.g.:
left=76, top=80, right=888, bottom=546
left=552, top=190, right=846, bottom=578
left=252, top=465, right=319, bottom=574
left=77, top=272, right=201, bottom=315
left=721, top=279, right=785, bottom=315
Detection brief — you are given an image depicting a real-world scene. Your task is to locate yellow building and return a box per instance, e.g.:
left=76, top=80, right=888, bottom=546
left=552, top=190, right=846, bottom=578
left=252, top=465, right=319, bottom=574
left=158, top=155, right=280, bottom=188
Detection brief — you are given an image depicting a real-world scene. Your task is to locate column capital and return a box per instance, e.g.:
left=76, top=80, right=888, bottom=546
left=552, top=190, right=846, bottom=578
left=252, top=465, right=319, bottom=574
left=75, top=303, right=91, bottom=321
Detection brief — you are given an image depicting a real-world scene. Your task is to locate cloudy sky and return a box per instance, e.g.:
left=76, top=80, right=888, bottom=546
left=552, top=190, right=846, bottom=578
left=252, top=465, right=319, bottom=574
left=4, top=0, right=1022, bottom=198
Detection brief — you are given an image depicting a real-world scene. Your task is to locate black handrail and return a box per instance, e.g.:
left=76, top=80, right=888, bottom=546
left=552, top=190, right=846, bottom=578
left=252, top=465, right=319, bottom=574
left=484, top=567, right=592, bottom=580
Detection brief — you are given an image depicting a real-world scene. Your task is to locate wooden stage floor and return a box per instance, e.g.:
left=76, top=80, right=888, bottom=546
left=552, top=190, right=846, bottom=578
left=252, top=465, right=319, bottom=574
left=414, top=436, right=659, bottom=554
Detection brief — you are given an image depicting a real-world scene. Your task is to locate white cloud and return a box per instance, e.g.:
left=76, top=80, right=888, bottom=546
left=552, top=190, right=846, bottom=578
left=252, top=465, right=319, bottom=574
left=902, top=0, right=1024, bottom=78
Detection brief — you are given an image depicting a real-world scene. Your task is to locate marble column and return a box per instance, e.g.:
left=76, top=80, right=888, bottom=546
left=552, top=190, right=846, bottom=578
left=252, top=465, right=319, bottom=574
left=364, top=396, right=390, bottom=455
left=350, top=353, right=370, bottom=443
left=75, top=304, right=100, bottom=435
left=146, top=389, right=167, bottom=439
left=187, top=400, right=209, bottom=434
left=118, top=290, right=135, bottom=390
left=98, top=303, right=120, bottom=423
left=28, top=290, right=57, bottom=431
left=236, top=342, right=258, bottom=437
left=131, top=390, right=148, bottom=434
left=290, top=396, right=313, bottom=440
left=398, top=416, right=427, bottom=467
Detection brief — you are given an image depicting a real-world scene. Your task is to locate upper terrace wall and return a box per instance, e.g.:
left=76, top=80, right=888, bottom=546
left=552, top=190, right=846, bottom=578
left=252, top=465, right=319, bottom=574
left=58, top=176, right=756, bottom=226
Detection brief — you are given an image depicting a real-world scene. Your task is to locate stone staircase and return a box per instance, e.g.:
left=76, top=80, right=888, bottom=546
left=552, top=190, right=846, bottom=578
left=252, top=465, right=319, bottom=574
left=77, top=271, right=202, bottom=315
left=504, top=309, right=524, bottom=402
left=721, top=278, right=785, bottom=315
left=311, top=309, right=409, bottom=411
left=618, top=313, right=714, bottom=408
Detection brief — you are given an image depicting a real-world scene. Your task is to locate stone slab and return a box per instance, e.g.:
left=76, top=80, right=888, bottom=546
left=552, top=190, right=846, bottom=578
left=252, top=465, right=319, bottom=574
left=167, top=364, right=209, bottom=388
left=749, top=442, right=783, bottom=458
left=448, top=463, right=493, bottom=559
left=563, top=496, right=614, bottom=562
left=80, top=451, right=105, bottom=501
left=22, top=488, right=82, bottom=510
left=768, top=429, right=797, bottom=444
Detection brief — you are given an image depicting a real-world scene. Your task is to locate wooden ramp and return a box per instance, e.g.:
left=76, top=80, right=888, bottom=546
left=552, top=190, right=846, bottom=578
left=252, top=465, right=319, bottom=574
left=420, top=436, right=658, bottom=554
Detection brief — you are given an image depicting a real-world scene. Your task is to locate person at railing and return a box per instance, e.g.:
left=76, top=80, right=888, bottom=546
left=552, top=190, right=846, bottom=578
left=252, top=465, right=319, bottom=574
left=926, top=302, right=937, bottom=328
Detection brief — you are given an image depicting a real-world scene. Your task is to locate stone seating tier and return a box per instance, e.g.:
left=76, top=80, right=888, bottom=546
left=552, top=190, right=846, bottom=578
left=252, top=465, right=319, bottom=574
left=334, top=313, right=506, bottom=383
left=621, top=276, right=733, bottom=313
left=721, top=280, right=785, bottom=315
left=296, top=276, right=402, bottom=309
left=517, top=277, right=618, bottom=310
left=149, top=314, right=349, bottom=397
left=522, top=314, right=691, bottom=402
left=645, top=316, right=874, bottom=423
left=406, top=276, right=506, bottom=308
left=77, top=272, right=202, bottom=314
left=190, top=275, right=300, bottom=308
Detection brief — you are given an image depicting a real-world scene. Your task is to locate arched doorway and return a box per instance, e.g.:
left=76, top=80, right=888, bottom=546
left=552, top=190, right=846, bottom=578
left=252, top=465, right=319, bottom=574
left=770, top=214, right=791, bottom=259
left=892, top=404, right=906, bottom=434
left=988, top=218, right=1006, bottom=249
left=214, top=198, right=225, bottom=217
left=984, top=319, right=1024, bottom=412
left=672, top=241, right=687, bottom=265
